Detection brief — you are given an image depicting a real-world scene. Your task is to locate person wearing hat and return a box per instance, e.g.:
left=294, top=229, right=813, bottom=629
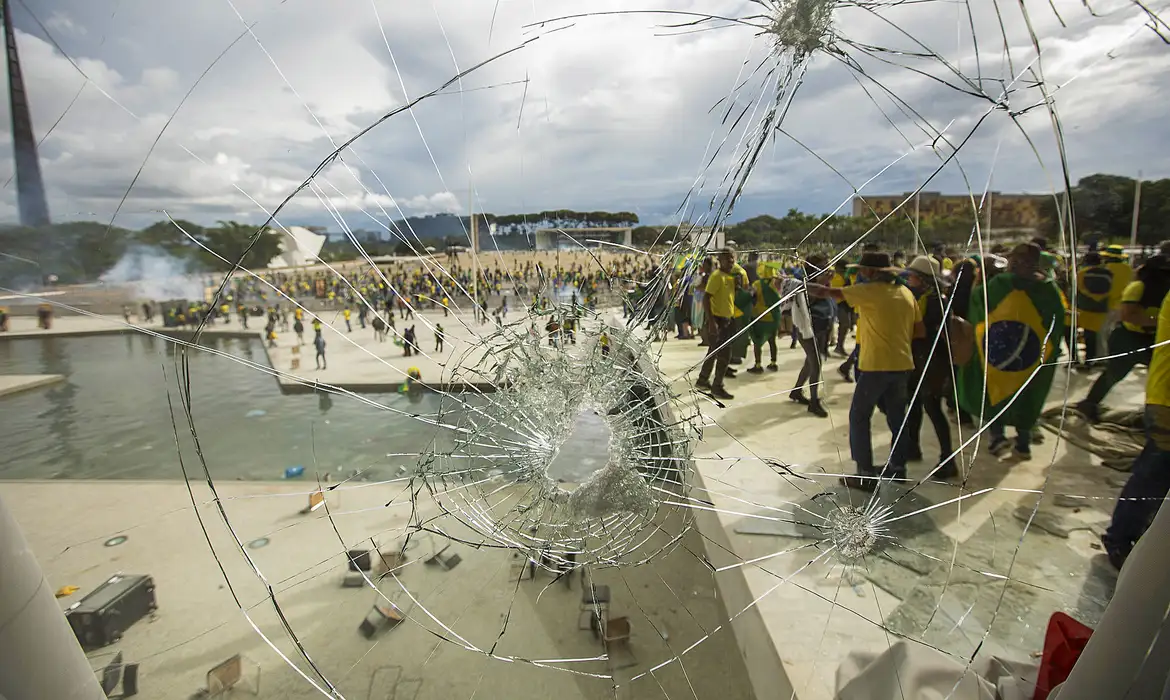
left=809, top=251, right=924, bottom=489
left=901, top=256, right=957, bottom=479
left=1075, top=254, right=1170, bottom=422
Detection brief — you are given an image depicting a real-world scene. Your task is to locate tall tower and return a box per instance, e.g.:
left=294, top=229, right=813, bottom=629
left=3, top=0, right=50, bottom=226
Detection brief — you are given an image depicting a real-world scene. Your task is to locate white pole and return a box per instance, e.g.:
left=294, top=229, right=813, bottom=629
left=0, top=496, right=106, bottom=700
left=1129, top=171, right=1142, bottom=250
left=469, top=183, right=479, bottom=322
left=913, top=191, right=921, bottom=255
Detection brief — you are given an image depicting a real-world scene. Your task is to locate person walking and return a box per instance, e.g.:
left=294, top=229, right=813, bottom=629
left=788, top=261, right=829, bottom=417
left=902, top=256, right=957, bottom=479
left=1074, top=252, right=1112, bottom=370
left=314, top=331, right=327, bottom=370
left=1075, top=254, right=1169, bottom=422
left=958, top=243, right=1065, bottom=460
left=810, top=251, right=922, bottom=489
left=696, top=248, right=738, bottom=401
left=1100, top=288, right=1170, bottom=570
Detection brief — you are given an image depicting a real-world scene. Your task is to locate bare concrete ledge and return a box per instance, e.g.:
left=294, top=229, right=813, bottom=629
left=0, top=374, right=65, bottom=398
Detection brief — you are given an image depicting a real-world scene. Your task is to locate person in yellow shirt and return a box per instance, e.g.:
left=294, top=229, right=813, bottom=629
left=696, top=248, right=738, bottom=400
left=1074, top=252, right=1112, bottom=369
left=810, top=251, right=924, bottom=489
left=1101, top=286, right=1170, bottom=569
left=1076, top=255, right=1168, bottom=422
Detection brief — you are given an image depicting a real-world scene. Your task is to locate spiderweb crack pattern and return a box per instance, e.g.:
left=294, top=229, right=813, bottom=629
left=7, top=0, right=1170, bottom=698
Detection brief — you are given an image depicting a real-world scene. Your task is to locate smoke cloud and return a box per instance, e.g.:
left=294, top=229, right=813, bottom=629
left=99, top=246, right=206, bottom=300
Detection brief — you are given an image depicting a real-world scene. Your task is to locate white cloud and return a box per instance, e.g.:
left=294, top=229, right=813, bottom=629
left=44, top=11, right=84, bottom=36
left=1, top=0, right=1169, bottom=232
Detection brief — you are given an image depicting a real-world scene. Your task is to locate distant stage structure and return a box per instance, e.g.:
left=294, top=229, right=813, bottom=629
left=267, top=226, right=326, bottom=268
left=3, top=0, right=50, bottom=227
left=534, top=227, right=632, bottom=251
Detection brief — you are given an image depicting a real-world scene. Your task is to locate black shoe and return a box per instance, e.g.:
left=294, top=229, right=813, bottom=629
left=711, top=386, right=734, bottom=400
left=935, top=460, right=959, bottom=480
left=1074, top=401, right=1100, bottom=423
left=767, top=363, right=778, bottom=371
left=988, top=437, right=1011, bottom=457
left=789, top=390, right=809, bottom=405
left=1100, top=533, right=1129, bottom=571
left=808, top=401, right=827, bottom=417
left=837, top=364, right=853, bottom=383
left=695, top=378, right=711, bottom=390
left=840, top=473, right=877, bottom=491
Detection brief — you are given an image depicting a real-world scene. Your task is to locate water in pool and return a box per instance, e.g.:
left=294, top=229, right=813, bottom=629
left=0, top=334, right=460, bottom=481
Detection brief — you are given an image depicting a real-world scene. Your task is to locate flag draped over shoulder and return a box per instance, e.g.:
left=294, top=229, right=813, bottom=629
left=958, top=273, right=1066, bottom=427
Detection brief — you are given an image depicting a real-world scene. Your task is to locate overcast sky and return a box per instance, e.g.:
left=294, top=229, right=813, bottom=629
left=3, top=0, right=1169, bottom=231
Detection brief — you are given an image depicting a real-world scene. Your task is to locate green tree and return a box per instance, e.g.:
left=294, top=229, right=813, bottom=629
left=197, top=221, right=284, bottom=270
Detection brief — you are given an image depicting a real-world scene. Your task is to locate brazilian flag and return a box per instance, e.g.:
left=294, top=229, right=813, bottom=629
left=1075, top=265, right=1112, bottom=332
left=958, top=274, right=1066, bottom=428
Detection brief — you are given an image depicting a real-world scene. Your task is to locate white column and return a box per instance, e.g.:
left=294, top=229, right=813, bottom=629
left=1056, top=495, right=1170, bottom=698
left=0, top=495, right=105, bottom=700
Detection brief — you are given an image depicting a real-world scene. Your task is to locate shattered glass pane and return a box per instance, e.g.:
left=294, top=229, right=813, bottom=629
left=2, top=0, right=1169, bottom=698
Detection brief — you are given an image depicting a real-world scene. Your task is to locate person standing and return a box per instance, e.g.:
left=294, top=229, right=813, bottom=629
left=434, top=324, right=445, bottom=353
left=746, top=266, right=781, bottom=374
left=314, top=331, right=327, bottom=370
left=1100, top=287, right=1170, bottom=569
left=696, top=248, right=738, bottom=401
left=293, top=317, right=304, bottom=345
left=810, top=251, right=922, bottom=489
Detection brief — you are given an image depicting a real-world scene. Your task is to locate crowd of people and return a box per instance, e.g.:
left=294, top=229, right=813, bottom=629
left=677, top=239, right=1168, bottom=570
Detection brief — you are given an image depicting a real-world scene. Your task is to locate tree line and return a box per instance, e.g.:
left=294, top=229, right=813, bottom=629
left=0, top=220, right=282, bottom=287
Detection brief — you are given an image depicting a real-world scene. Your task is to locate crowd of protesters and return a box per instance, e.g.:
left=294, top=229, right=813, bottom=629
left=674, top=238, right=1168, bottom=571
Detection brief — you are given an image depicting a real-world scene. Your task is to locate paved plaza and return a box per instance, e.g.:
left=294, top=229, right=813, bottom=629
left=0, top=306, right=1148, bottom=699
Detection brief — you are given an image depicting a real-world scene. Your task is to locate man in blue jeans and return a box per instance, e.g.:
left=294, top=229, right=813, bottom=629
left=810, top=251, right=923, bottom=490
left=1101, top=290, right=1170, bottom=570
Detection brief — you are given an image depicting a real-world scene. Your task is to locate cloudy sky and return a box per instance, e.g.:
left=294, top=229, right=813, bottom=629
left=3, top=0, right=1169, bottom=232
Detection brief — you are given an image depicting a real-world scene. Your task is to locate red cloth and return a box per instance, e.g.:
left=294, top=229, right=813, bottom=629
left=1034, top=612, right=1094, bottom=700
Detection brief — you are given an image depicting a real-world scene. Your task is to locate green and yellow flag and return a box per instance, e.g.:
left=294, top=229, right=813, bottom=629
left=958, top=274, right=1066, bottom=427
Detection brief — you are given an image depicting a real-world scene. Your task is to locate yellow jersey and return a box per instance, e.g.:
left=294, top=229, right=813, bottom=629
left=840, top=282, right=921, bottom=372
left=1147, top=292, right=1170, bottom=407
left=1120, top=281, right=1159, bottom=333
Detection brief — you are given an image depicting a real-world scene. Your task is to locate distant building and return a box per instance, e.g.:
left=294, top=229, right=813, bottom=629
left=852, top=192, right=1048, bottom=231
left=533, top=227, right=632, bottom=250
left=679, top=224, right=724, bottom=251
